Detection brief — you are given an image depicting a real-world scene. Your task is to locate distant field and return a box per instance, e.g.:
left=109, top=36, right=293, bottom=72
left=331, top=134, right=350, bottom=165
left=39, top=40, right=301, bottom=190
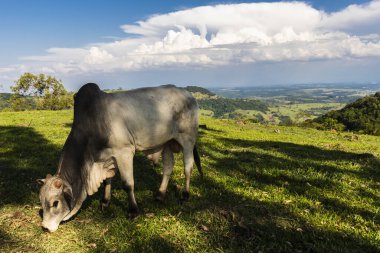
left=268, top=102, right=346, bottom=123
left=234, top=103, right=345, bottom=123
left=211, top=83, right=380, bottom=104
left=200, top=83, right=379, bottom=123
left=0, top=110, right=379, bottom=252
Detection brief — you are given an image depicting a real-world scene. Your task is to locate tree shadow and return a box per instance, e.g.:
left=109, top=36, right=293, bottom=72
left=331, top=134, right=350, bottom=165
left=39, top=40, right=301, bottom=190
left=0, top=228, right=15, bottom=251
left=179, top=176, right=380, bottom=252
left=204, top=136, right=380, bottom=188
left=0, top=124, right=164, bottom=206
left=0, top=126, right=61, bottom=206
left=86, top=127, right=379, bottom=252
left=0, top=125, right=185, bottom=252
left=188, top=131, right=380, bottom=251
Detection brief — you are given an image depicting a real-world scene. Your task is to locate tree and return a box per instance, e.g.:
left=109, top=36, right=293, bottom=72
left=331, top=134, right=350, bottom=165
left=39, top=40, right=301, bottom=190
left=10, top=73, right=73, bottom=110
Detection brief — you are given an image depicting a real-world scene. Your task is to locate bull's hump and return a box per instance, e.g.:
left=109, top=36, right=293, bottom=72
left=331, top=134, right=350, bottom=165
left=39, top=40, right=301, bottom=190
left=76, top=83, right=101, bottom=97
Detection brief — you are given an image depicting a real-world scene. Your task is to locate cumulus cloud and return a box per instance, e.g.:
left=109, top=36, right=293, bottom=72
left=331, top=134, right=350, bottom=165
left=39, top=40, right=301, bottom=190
left=5, top=1, right=380, bottom=75
left=321, top=0, right=380, bottom=32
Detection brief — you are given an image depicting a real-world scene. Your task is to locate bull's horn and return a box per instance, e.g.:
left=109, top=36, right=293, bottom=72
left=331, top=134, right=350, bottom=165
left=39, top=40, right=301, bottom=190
left=53, top=179, right=62, bottom=189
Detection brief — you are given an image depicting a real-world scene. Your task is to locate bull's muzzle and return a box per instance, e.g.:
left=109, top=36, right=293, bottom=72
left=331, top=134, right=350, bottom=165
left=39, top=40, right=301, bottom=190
left=41, top=221, right=59, bottom=233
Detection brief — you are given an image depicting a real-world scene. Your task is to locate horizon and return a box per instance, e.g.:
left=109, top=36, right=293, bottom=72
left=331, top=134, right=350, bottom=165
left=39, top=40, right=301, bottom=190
left=2, top=81, right=380, bottom=94
left=1, top=0, right=380, bottom=92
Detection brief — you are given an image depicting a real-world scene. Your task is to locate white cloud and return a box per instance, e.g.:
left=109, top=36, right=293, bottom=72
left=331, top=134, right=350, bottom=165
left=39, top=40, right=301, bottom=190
left=84, top=47, right=114, bottom=64
left=135, top=26, right=210, bottom=54
left=2, top=1, right=380, bottom=77
left=0, top=67, right=14, bottom=73
left=321, top=0, right=380, bottom=32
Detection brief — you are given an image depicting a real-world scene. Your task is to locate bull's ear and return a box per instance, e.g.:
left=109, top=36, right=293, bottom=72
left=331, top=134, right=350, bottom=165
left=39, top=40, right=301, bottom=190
left=36, top=179, right=45, bottom=185
left=63, top=182, right=74, bottom=209
left=63, top=181, right=73, bottom=199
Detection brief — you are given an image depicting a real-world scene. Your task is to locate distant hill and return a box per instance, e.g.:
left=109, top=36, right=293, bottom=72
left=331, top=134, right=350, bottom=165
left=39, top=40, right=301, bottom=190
left=184, top=86, right=269, bottom=118
left=185, top=86, right=215, bottom=96
left=197, top=97, right=269, bottom=118
left=313, top=92, right=380, bottom=135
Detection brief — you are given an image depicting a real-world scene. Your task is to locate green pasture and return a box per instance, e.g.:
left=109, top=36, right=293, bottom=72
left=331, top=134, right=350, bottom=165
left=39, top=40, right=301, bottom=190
left=0, top=110, right=379, bottom=252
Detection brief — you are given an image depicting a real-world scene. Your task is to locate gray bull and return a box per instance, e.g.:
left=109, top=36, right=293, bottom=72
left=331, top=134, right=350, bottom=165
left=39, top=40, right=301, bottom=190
left=37, top=83, right=202, bottom=232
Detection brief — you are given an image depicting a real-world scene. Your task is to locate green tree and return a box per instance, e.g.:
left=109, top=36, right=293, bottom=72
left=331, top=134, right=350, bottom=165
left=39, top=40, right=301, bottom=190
left=10, top=73, right=73, bottom=111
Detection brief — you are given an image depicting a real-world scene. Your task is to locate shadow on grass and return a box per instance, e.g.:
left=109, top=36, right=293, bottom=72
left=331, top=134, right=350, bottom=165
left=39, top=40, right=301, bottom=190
left=0, top=228, right=14, bottom=251
left=79, top=152, right=163, bottom=214
left=0, top=124, right=161, bottom=206
left=183, top=176, right=379, bottom=252
left=0, top=126, right=61, bottom=206
left=1, top=125, right=379, bottom=252
left=199, top=130, right=379, bottom=190
left=0, top=125, right=181, bottom=252
left=191, top=129, right=380, bottom=252
left=75, top=127, right=380, bottom=252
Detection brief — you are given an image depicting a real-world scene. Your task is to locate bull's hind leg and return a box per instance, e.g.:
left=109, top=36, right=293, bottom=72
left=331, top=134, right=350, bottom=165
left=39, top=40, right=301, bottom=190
left=181, top=142, right=195, bottom=202
left=101, top=178, right=112, bottom=211
left=115, top=150, right=138, bottom=216
left=155, top=146, right=174, bottom=202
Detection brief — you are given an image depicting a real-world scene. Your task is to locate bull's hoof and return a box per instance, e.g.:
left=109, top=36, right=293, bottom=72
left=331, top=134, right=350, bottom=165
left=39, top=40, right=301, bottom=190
left=100, top=200, right=110, bottom=211
left=128, top=212, right=139, bottom=219
left=128, top=205, right=139, bottom=219
left=180, top=191, right=190, bottom=203
left=154, top=191, right=166, bottom=202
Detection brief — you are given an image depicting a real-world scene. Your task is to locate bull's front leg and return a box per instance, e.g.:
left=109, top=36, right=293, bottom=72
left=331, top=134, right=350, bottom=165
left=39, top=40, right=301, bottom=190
left=115, top=149, right=138, bottom=217
left=101, top=178, right=112, bottom=211
left=155, top=146, right=174, bottom=202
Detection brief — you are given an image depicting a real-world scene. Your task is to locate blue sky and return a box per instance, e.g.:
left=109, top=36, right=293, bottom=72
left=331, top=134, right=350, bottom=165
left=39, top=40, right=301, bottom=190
left=1, top=0, right=380, bottom=91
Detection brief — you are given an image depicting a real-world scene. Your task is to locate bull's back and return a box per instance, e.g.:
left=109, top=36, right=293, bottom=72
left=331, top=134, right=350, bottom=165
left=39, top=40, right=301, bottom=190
left=107, top=86, right=198, bottom=150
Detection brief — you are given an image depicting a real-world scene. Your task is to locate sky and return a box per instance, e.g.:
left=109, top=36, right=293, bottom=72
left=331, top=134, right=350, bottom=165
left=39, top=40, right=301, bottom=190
left=0, top=0, right=380, bottom=91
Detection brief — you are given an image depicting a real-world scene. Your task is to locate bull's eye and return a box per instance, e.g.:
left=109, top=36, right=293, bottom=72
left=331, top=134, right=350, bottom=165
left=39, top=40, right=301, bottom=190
left=53, top=201, right=59, bottom=208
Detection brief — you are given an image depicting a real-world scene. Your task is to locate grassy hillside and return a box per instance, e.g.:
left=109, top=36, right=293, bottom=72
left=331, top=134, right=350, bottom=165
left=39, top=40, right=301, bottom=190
left=0, top=110, right=379, bottom=252
left=314, top=92, right=380, bottom=135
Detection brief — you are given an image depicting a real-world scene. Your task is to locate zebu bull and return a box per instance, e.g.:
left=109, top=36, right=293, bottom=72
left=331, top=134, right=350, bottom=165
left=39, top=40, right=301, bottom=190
left=37, top=83, right=202, bottom=232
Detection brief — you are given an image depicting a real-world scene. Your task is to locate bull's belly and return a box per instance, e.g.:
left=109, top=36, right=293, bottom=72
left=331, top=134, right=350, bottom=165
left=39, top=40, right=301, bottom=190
left=108, top=130, right=175, bottom=152
left=134, top=133, right=174, bottom=151
left=109, top=119, right=178, bottom=151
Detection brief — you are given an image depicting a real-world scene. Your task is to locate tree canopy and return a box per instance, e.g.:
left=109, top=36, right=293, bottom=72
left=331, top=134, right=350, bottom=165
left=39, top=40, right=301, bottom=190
left=10, top=73, right=73, bottom=111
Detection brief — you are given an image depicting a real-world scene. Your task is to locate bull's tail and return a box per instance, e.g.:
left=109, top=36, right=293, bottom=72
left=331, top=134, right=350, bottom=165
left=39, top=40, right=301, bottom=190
left=193, top=143, right=203, bottom=178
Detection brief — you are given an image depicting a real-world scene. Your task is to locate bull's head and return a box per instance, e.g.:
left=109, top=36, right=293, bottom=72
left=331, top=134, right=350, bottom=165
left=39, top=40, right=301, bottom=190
left=37, top=174, right=73, bottom=232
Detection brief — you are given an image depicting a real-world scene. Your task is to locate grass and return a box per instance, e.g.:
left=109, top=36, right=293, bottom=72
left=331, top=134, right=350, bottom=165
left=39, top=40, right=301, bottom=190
left=0, top=110, right=379, bottom=252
